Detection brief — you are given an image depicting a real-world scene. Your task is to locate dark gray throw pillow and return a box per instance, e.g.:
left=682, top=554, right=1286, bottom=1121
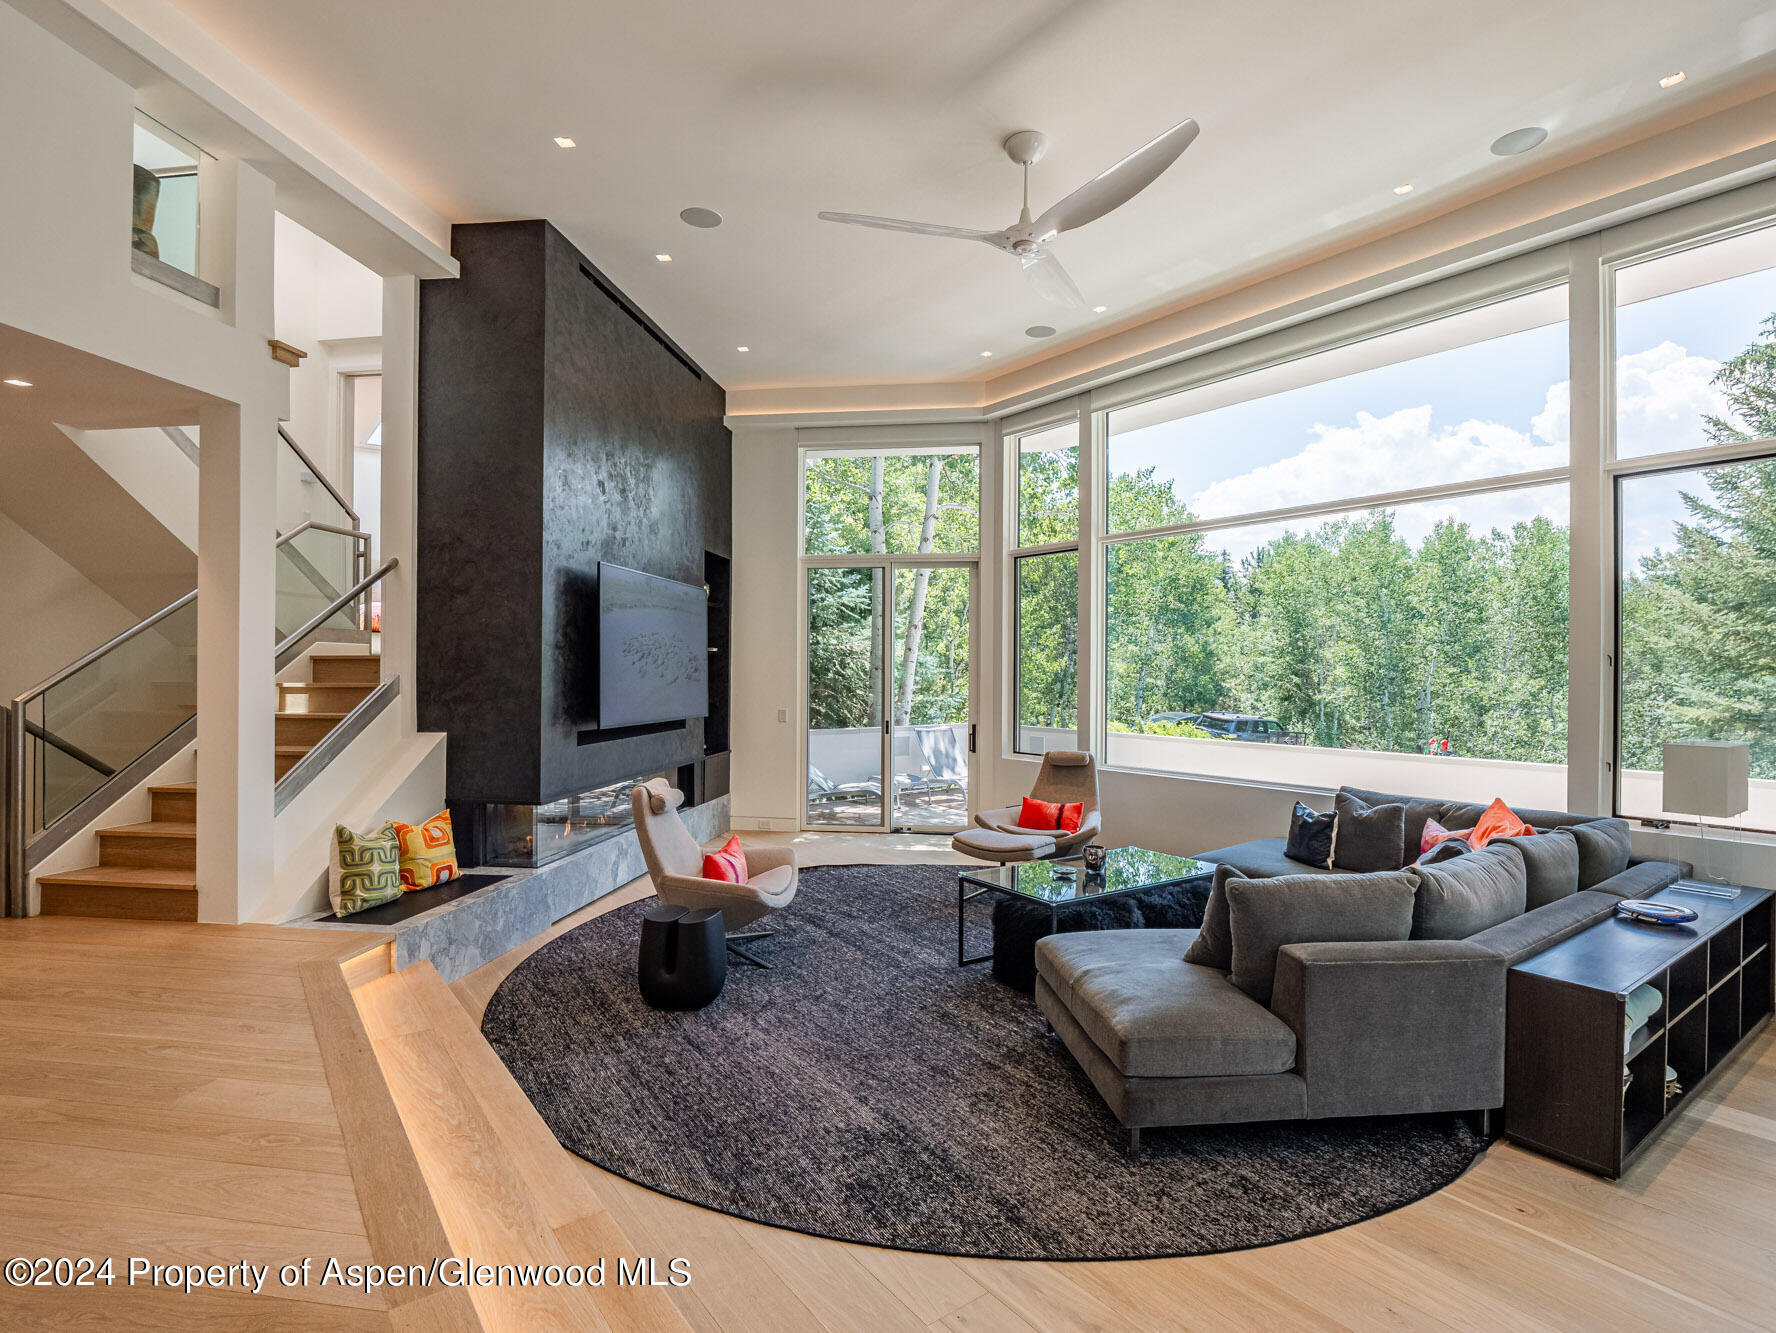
left=1570, top=818, right=1633, bottom=889
left=1339, top=786, right=1443, bottom=864
left=1284, top=802, right=1335, bottom=867
left=1331, top=790, right=1406, bottom=872
left=1182, top=862, right=1239, bottom=970
left=1496, top=828, right=1581, bottom=908
left=1223, top=869, right=1418, bottom=1004
left=1411, top=841, right=1527, bottom=940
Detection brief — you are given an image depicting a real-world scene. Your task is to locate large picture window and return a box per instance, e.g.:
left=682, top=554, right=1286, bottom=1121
left=1098, top=287, right=1572, bottom=800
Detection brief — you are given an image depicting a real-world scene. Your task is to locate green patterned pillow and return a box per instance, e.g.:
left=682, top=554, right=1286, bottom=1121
left=329, top=821, right=403, bottom=916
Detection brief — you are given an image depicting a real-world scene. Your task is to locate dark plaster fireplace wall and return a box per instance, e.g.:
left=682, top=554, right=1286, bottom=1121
left=417, top=220, right=732, bottom=864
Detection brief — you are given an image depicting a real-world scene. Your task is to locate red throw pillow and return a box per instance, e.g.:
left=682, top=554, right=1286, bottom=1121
left=1468, top=797, right=1534, bottom=850
left=701, top=834, right=749, bottom=883
left=1019, top=796, right=1062, bottom=830
left=1058, top=801, right=1084, bottom=834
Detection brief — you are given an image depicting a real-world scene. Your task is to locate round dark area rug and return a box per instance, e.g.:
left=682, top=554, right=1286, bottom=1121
left=481, top=862, right=1484, bottom=1260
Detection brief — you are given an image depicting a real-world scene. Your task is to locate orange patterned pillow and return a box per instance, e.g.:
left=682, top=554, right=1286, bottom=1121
left=391, top=810, right=459, bottom=890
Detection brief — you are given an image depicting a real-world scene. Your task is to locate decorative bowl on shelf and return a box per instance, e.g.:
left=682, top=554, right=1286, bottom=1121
left=1615, top=899, right=1700, bottom=927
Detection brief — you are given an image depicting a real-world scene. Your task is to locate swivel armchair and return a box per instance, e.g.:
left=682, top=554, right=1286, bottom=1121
left=973, top=750, right=1102, bottom=856
left=630, top=779, right=798, bottom=967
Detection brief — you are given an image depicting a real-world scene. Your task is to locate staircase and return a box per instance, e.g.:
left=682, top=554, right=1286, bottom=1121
left=277, top=652, right=380, bottom=779
left=35, top=652, right=380, bottom=921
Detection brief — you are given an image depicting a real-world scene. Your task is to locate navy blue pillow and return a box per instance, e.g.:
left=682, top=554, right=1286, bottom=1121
left=1285, top=802, right=1335, bottom=868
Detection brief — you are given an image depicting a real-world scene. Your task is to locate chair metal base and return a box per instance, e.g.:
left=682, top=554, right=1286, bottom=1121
left=725, top=929, right=775, bottom=969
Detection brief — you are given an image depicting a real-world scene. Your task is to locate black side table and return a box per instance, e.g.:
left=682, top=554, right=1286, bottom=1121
left=638, top=905, right=727, bottom=1010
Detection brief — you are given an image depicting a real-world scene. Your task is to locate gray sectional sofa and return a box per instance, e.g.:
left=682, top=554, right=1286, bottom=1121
left=1034, top=785, right=1691, bottom=1155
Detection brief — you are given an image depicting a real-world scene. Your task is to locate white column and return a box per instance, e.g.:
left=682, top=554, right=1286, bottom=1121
left=379, top=275, right=420, bottom=737
left=1566, top=233, right=1613, bottom=817
left=196, top=159, right=279, bottom=923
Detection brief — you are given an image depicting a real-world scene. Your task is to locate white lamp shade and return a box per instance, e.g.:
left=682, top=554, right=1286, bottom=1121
left=1662, top=741, right=1750, bottom=819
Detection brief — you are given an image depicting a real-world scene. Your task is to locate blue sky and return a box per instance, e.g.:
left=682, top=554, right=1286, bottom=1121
left=1105, top=265, right=1776, bottom=564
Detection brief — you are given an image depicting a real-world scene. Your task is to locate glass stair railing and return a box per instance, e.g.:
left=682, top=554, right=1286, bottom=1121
left=3, top=424, right=389, bottom=916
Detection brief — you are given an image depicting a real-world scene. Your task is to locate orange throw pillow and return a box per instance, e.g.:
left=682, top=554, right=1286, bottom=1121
left=1058, top=801, right=1084, bottom=833
left=701, top=834, right=749, bottom=883
left=1019, top=797, right=1062, bottom=830
left=1468, top=797, right=1534, bottom=850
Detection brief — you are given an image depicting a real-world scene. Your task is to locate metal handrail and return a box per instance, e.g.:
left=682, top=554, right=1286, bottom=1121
left=278, top=425, right=358, bottom=527
left=277, top=518, right=369, bottom=548
left=275, top=558, right=397, bottom=670
left=23, top=721, right=115, bottom=778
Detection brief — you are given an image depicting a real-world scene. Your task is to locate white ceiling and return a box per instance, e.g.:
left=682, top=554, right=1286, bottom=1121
left=169, top=0, right=1776, bottom=390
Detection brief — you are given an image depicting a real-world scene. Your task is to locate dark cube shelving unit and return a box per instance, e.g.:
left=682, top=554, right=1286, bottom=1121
left=1505, top=882, right=1773, bottom=1178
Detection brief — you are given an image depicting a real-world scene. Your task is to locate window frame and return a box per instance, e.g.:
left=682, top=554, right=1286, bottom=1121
left=1005, top=404, right=1085, bottom=757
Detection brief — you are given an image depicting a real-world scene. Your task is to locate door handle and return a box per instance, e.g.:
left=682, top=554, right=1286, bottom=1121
left=969, top=723, right=977, bottom=754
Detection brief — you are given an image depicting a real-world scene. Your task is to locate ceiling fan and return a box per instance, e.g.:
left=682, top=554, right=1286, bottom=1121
left=818, top=117, right=1199, bottom=310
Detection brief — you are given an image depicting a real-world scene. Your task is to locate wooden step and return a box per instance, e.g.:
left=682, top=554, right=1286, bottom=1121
left=274, top=745, right=312, bottom=780
left=97, top=820, right=197, bottom=871
left=277, top=681, right=373, bottom=713
left=356, top=965, right=689, bottom=1332
left=309, top=654, right=380, bottom=686
left=36, top=866, right=198, bottom=921
left=148, top=782, right=196, bottom=822
left=275, top=712, right=347, bottom=747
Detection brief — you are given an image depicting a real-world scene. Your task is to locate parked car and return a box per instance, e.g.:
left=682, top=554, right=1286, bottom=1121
left=1194, top=712, right=1303, bottom=743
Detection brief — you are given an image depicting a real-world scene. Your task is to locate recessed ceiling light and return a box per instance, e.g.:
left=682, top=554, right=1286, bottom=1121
left=680, top=207, right=723, bottom=229
left=654, top=253, right=672, bottom=262
left=2, top=378, right=32, bottom=387
left=1660, top=71, right=1686, bottom=89
left=1393, top=183, right=1414, bottom=195
left=735, top=346, right=749, bottom=352
left=980, top=350, right=993, bottom=358
left=553, top=136, right=576, bottom=148
left=1025, top=325, right=1056, bottom=339
left=1490, top=126, right=1548, bottom=157
left=1092, top=305, right=1108, bottom=314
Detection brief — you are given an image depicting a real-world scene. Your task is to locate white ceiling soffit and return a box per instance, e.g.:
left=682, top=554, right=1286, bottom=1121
left=152, top=0, right=1776, bottom=386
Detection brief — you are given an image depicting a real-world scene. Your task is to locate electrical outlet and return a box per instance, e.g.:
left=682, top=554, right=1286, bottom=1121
left=777, top=708, right=788, bottom=723
left=756, top=817, right=773, bottom=830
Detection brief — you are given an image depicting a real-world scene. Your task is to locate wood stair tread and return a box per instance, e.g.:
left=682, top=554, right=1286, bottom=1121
left=275, top=744, right=315, bottom=754
left=37, top=866, right=197, bottom=889
left=274, top=711, right=349, bottom=720
left=149, top=782, right=198, bottom=794
left=97, top=820, right=197, bottom=839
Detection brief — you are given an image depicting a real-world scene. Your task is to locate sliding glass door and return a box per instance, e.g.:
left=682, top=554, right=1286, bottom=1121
left=805, top=561, right=974, bottom=832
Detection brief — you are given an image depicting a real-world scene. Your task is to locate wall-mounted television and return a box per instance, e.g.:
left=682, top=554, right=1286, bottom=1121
left=598, top=562, right=709, bottom=729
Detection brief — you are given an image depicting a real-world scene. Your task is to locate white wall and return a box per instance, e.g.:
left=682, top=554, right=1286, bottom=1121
left=273, top=211, right=383, bottom=491
left=0, top=510, right=140, bottom=703
left=728, top=425, right=802, bottom=828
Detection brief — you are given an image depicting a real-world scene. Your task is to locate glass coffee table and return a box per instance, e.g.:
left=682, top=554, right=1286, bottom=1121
left=956, top=847, right=1217, bottom=966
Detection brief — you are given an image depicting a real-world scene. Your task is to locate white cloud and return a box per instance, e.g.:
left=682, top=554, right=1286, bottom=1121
left=1189, top=404, right=1562, bottom=522
left=1614, top=340, right=1732, bottom=458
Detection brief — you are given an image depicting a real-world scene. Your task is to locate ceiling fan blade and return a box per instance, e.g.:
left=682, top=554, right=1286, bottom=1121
left=817, top=211, right=996, bottom=242
left=1032, top=117, right=1199, bottom=238
left=1021, top=249, right=1086, bottom=310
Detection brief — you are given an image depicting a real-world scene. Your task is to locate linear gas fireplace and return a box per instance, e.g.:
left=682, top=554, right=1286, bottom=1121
left=479, top=770, right=676, bottom=868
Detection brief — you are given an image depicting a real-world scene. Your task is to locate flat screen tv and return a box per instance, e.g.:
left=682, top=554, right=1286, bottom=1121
left=598, top=562, right=709, bottom=728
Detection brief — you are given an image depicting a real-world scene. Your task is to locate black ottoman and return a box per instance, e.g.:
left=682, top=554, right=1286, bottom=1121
left=638, top=904, right=727, bottom=1009
left=990, top=894, right=1144, bottom=993
left=988, top=877, right=1213, bottom=993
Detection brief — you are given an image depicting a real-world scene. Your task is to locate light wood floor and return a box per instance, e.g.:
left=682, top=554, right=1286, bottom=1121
left=0, top=917, right=416, bottom=1330
left=3, top=836, right=1772, bottom=1331
left=452, top=831, right=1776, bottom=1333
